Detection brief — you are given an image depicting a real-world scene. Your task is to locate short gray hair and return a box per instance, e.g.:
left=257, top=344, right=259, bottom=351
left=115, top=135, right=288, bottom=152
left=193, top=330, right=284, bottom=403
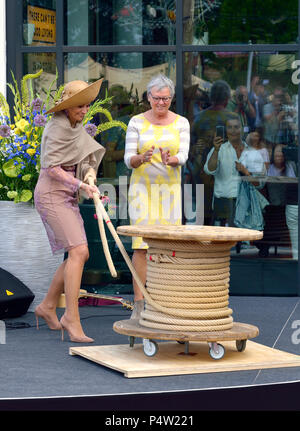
left=147, top=74, right=175, bottom=98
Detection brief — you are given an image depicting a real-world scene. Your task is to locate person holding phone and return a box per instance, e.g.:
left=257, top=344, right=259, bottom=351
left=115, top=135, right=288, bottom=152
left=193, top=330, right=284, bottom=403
left=190, top=80, right=234, bottom=224
left=204, top=114, right=247, bottom=226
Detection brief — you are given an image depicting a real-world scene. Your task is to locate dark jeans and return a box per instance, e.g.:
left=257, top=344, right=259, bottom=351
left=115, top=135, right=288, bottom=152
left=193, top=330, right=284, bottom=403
left=212, top=197, right=237, bottom=227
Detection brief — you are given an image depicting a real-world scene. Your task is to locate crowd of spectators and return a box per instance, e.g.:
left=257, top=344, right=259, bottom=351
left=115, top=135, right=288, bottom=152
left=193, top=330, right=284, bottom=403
left=186, top=77, right=298, bottom=258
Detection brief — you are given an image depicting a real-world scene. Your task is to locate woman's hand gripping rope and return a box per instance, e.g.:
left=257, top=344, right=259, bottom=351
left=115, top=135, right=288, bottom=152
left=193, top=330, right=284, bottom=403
left=87, top=175, right=117, bottom=278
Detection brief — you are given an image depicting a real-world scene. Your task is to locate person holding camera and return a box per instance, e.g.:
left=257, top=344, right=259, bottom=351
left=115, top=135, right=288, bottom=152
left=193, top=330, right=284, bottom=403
left=263, top=87, right=296, bottom=153
left=227, top=85, right=256, bottom=137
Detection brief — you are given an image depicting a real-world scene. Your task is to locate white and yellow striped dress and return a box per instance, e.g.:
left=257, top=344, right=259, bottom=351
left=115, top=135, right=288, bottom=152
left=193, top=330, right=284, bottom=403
left=124, top=113, right=190, bottom=249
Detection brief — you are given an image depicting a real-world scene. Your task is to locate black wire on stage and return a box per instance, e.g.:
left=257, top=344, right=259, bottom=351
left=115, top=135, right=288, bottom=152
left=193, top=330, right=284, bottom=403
left=4, top=322, right=31, bottom=329
left=3, top=309, right=131, bottom=330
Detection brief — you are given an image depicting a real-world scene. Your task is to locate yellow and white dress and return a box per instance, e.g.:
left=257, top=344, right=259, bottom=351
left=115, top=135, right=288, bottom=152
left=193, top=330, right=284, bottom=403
left=124, top=113, right=190, bottom=249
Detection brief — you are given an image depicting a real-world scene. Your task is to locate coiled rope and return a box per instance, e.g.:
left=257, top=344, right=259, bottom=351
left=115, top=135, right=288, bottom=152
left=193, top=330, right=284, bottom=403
left=139, top=238, right=235, bottom=332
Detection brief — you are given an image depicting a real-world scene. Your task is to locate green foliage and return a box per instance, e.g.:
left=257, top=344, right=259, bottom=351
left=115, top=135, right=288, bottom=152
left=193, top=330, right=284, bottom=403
left=83, top=97, right=114, bottom=124
left=0, top=92, right=10, bottom=121
left=0, top=70, right=127, bottom=203
left=97, top=120, right=128, bottom=135
left=21, top=69, right=43, bottom=108
left=207, top=0, right=297, bottom=44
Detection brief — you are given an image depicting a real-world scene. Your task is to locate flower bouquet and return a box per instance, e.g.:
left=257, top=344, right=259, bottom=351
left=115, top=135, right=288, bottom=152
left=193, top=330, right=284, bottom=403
left=0, top=69, right=51, bottom=203
left=0, top=70, right=127, bottom=203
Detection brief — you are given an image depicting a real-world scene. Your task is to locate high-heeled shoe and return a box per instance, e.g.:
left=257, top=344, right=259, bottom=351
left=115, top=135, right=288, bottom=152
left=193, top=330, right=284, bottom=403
left=60, top=316, right=94, bottom=343
left=130, top=299, right=144, bottom=320
left=34, top=305, right=61, bottom=331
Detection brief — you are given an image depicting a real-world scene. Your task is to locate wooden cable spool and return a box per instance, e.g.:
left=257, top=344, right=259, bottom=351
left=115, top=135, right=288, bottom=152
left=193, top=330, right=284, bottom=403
left=116, top=224, right=263, bottom=333
left=81, top=188, right=263, bottom=334
left=138, top=239, right=235, bottom=331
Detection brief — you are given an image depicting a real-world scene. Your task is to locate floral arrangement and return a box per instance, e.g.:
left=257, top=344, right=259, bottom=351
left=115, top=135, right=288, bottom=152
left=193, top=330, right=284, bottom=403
left=0, top=69, right=49, bottom=203
left=0, top=70, right=127, bottom=204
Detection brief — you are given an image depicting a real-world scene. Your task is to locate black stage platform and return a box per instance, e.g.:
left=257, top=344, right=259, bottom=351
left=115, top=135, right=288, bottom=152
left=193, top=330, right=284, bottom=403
left=0, top=296, right=300, bottom=412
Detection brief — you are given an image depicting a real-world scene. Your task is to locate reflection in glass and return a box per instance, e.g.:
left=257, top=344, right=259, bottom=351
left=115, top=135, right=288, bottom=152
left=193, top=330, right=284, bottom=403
left=184, top=51, right=298, bottom=261
left=23, top=1, right=56, bottom=46
left=183, top=1, right=298, bottom=45
left=23, top=53, right=57, bottom=100
left=64, top=0, right=176, bottom=46
left=64, top=51, right=176, bottom=180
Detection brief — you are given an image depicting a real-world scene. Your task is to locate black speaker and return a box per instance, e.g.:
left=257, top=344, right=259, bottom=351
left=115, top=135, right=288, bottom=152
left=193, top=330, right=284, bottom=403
left=0, top=268, right=35, bottom=318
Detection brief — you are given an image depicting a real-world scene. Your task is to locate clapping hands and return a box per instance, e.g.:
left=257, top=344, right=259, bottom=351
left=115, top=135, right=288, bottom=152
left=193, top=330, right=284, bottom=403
left=142, top=145, right=155, bottom=163
left=159, top=147, right=171, bottom=165
left=141, top=146, right=173, bottom=166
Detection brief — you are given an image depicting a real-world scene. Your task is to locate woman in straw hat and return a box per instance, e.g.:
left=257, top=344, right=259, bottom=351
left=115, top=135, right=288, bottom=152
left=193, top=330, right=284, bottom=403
left=34, top=79, right=105, bottom=343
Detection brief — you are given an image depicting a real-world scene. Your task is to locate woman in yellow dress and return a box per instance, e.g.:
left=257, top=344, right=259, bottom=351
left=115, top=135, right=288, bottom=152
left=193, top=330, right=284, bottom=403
left=124, top=74, right=190, bottom=318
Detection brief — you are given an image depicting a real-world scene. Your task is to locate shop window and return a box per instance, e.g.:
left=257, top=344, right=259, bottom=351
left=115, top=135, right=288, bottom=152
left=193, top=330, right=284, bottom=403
left=184, top=51, right=298, bottom=262
left=23, top=0, right=56, bottom=46
left=23, top=52, right=57, bottom=98
left=183, top=1, right=298, bottom=45
left=64, top=0, right=176, bottom=46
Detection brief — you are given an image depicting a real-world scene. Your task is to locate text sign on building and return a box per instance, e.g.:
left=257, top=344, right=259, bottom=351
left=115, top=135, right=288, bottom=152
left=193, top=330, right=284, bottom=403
left=27, top=6, right=56, bottom=44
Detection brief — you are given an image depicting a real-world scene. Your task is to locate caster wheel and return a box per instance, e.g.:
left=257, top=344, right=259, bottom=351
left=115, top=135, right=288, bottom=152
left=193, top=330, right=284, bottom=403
left=236, top=339, right=247, bottom=352
left=143, top=339, right=158, bottom=357
left=129, top=336, right=135, bottom=348
left=209, top=343, right=225, bottom=360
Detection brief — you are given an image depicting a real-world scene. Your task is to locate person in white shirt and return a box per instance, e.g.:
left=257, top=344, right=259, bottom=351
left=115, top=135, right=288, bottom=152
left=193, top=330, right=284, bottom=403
left=204, top=115, right=247, bottom=226
left=243, top=130, right=269, bottom=174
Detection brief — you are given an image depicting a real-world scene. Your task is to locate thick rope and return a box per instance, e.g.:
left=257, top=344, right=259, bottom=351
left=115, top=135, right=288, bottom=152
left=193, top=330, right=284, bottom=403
left=139, top=239, right=235, bottom=332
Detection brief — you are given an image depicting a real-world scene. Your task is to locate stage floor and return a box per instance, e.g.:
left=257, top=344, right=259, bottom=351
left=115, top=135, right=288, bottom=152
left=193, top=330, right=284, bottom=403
left=1, top=295, right=300, bottom=411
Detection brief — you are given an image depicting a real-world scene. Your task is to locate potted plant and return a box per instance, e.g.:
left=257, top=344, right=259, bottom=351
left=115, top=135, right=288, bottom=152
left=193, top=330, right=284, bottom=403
left=0, top=70, right=127, bottom=309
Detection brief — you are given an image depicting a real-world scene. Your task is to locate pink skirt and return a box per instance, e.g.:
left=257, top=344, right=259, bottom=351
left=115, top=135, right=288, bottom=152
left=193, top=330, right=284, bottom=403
left=34, top=167, right=87, bottom=254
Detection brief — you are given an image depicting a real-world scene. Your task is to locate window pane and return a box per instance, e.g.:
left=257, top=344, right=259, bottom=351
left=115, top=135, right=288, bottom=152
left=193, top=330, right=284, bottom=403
left=184, top=51, right=298, bottom=262
left=64, top=0, right=176, bottom=46
left=183, top=1, right=298, bottom=45
left=23, top=1, right=56, bottom=46
left=23, top=53, right=57, bottom=103
left=64, top=51, right=176, bottom=179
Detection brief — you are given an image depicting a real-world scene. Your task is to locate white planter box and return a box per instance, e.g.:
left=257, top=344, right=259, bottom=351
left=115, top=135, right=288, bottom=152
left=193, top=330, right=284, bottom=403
left=0, top=201, right=63, bottom=311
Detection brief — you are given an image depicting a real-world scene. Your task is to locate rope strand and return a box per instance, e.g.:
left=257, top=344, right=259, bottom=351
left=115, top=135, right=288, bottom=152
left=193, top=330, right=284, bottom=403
left=139, top=239, right=235, bottom=332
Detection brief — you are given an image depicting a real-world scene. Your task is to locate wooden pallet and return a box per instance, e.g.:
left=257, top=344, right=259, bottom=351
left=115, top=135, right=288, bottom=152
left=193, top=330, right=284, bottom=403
left=69, top=338, right=300, bottom=378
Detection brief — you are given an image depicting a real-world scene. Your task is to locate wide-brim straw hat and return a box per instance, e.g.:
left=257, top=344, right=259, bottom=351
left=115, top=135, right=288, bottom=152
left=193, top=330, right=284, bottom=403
left=46, top=78, right=103, bottom=114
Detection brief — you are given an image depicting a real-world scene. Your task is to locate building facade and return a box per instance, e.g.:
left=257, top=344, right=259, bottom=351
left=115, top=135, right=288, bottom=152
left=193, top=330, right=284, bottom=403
left=2, top=0, right=300, bottom=295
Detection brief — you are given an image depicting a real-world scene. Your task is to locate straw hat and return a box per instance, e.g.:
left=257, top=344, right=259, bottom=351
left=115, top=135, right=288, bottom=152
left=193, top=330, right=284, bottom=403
left=46, top=78, right=103, bottom=114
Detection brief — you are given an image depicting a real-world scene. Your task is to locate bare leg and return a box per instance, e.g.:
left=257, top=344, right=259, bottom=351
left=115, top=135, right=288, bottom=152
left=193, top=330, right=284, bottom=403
left=34, top=260, right=66, bottom=330
left=130, top=249, right=147, bottom=319
left=60, top=244, right=93, bottom=342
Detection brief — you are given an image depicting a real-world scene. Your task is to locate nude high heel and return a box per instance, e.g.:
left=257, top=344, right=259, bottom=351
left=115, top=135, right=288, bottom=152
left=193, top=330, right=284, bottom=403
left=34, top=305, right=61, bottom=331
left=60, top=316, right=94, bottom=343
